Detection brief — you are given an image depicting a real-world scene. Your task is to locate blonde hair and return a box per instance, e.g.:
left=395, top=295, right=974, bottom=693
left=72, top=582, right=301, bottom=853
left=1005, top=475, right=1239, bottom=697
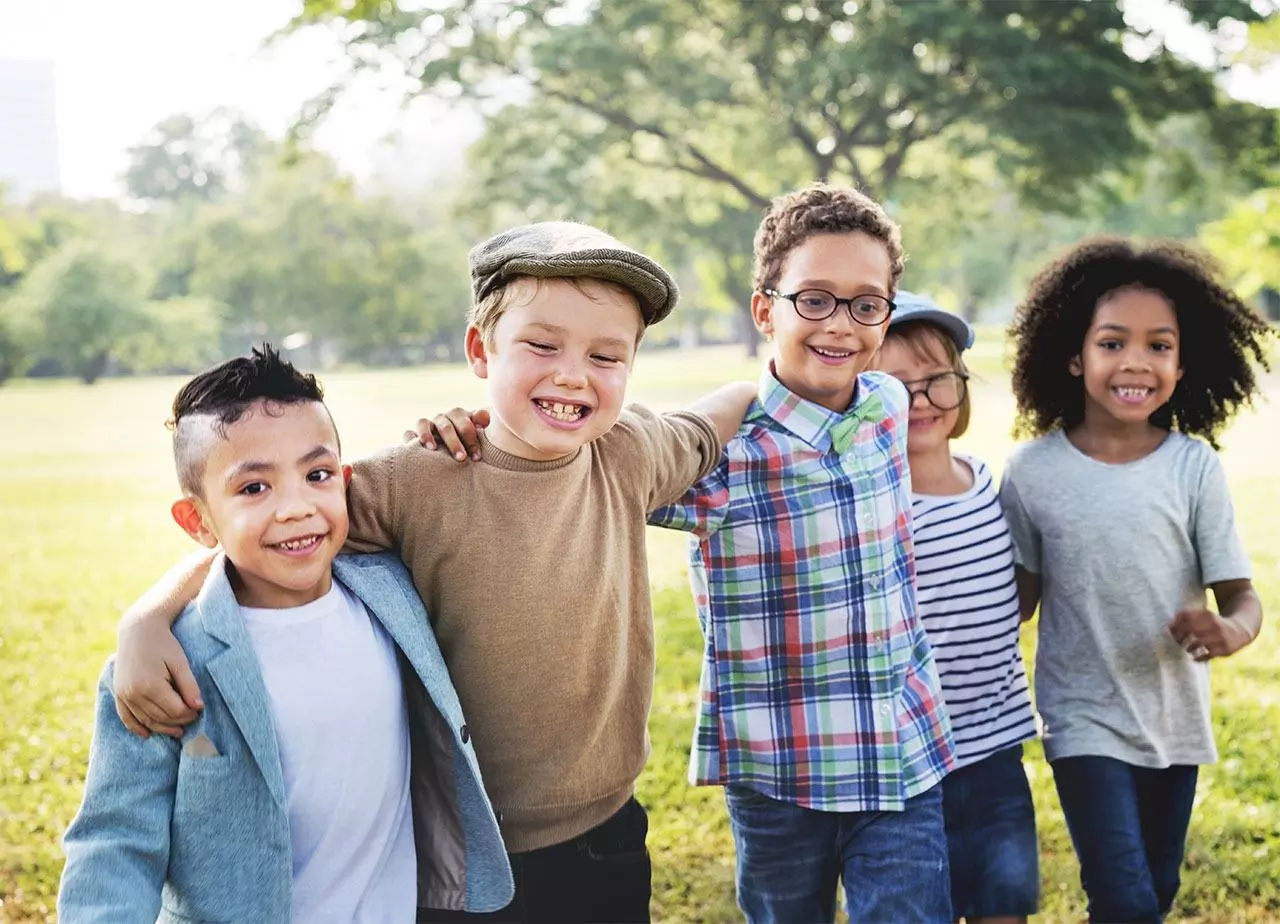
left=884, top=320, right=972, bottom=438
left=468, top=275, right=645, bottom=348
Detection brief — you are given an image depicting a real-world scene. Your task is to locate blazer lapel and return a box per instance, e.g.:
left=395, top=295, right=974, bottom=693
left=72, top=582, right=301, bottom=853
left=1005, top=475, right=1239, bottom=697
left=334, top=557, right=465, bottom=721
left=197, top=562, right=288, bottom=811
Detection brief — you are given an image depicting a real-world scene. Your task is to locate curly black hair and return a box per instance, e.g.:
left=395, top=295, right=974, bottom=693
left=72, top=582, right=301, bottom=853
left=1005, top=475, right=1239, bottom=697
left=1009, top=237, right=1274, bottom=448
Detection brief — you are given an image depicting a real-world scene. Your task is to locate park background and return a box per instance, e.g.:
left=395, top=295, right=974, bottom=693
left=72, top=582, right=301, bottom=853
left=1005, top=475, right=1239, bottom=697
left=1, top=0, right=1279, bottom=920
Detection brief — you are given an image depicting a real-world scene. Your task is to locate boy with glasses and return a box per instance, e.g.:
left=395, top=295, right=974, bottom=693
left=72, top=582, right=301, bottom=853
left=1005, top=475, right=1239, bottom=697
left=649, top=184, right=955, bottom=922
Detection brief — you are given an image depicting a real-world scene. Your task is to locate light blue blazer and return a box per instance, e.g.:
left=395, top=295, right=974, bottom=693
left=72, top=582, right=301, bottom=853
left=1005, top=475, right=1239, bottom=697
left=59, top=552, right=513, bottom=923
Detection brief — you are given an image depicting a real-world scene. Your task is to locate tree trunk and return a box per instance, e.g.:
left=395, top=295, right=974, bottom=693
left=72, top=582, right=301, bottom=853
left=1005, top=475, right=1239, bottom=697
left=80, top=350, right=109, bottom=385
left=725, top=277, right=759, bottom=359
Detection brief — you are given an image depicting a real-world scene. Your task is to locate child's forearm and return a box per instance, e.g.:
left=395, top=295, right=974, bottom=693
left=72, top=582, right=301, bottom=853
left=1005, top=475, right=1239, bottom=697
left=1014, top=567, right=1041, bottom=623
left=686, top=381, right=757, bottom=445
left=119, top=549, right=216, bottom=636
left=1216, top=580, right=1263, bottom=648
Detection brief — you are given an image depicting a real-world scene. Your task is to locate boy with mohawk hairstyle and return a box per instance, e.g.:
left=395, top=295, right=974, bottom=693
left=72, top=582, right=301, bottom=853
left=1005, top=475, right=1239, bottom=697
left=59, top=346, right=512, bottom=923
left=109, top=222, right=757, bottom=923
left=649, top=183, right=955, bottom=923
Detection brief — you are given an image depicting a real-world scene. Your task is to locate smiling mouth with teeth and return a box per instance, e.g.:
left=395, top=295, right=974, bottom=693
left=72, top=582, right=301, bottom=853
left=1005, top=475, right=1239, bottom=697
left=810, top=346, right=853, bottom=359
left=273, top=535, right=323, bottom=552
left=535, top=399, right=589, bottom=422
left=1113, top=386, right=1153, bottom=399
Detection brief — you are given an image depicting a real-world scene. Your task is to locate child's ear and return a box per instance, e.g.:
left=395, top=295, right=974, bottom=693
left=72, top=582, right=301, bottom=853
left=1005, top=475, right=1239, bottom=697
left=464, top=325, right=490, bottom=379
left=1068, top=354, right=1083, bottom=377
left=750, top=291, right=775, bottom=340
left=171, top=498, right=219, bottom=549
left=342, top=464, right=353, bottom=488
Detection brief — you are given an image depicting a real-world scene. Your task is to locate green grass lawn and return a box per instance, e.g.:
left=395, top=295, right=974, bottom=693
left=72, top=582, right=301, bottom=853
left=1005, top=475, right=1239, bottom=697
left=2, top=341, right=1277, bottom=922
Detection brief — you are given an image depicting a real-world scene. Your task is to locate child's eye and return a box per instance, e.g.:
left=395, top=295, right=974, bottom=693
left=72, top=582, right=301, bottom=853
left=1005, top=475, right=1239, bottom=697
left=1098, top=339, right=1122, bottom=351
left=239, top=482, right=268, bottom=496
left=1151, top=342, right=1173, bottom=353
left=592, top=354, right=622, bottom=365
left=308, top=468, right=334, bottom=483
left=525, top=341, right=555, bottom=353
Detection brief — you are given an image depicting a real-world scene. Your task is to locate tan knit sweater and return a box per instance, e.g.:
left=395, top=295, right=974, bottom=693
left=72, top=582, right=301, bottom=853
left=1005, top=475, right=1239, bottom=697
left=345, top=407, right=720, bottom=852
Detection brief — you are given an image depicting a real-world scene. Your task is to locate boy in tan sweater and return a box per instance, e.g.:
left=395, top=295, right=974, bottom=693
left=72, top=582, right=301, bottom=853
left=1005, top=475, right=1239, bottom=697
left=111, top=221, right=756, bottom=923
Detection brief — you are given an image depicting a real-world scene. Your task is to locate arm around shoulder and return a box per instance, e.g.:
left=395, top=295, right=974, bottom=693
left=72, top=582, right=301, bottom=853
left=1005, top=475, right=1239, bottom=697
left=684, top=380, right=757, bottom=447
left=344, top=447, right=404, bottom=554
left=60, top=662, right=180, bottom=923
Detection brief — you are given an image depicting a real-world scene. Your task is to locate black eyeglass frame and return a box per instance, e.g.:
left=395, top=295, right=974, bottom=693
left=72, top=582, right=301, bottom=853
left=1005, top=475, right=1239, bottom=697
left=900, top=371, right=970, bottom=411
left=762, top=288, right=896, bottom=326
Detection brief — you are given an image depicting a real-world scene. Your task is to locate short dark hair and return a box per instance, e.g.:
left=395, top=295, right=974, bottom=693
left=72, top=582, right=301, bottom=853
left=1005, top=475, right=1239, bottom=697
left=169, top=344, right=328, bottom=496
left=752, top=182, right=905, bottom=295
left=1010, top=237, right=1274, bottom=448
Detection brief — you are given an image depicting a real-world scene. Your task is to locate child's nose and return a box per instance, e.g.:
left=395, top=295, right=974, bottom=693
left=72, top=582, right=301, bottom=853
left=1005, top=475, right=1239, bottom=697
left=552, top=361, right=589, bottom=388
left=1120, top=347, right=1151, bottom=371
left=275, top=492, right=317, bottom=520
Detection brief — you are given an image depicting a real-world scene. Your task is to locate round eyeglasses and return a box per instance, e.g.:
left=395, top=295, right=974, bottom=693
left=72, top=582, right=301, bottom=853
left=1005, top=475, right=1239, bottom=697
left=763, top=288, right=895, bottom=326
left=900, top=371, right=969, bottom=411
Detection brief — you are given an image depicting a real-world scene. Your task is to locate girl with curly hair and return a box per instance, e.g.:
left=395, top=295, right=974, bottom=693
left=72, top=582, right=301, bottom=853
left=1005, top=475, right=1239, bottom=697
left=1000, top=236, right=1272, bottom=922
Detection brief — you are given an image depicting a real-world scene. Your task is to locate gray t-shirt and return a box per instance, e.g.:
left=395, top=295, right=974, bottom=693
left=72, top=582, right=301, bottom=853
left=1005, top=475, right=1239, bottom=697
left=1000, top=430, right=1251, bottom=767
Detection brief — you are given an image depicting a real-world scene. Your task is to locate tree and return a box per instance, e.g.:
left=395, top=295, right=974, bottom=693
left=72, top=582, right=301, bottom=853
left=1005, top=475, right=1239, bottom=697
left=179, top=151, right=471, bottom=361
left=1202, top=188, right=1280, bottom=315
left=292, top=0, right=1276, bottom=352
left=12, top=241, right=146, bottom=384
left=124, top=109, right=268, bottom=204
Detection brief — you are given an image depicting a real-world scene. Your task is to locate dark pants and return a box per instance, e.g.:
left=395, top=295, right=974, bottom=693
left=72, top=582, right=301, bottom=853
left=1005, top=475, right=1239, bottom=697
left=1052, top=756, right=1199, bottom=924
left=941, top=744, right=1040, bottom=919
left=724, top=783, right=951, bottom=923
left=418, top=797, right=651, bottom=924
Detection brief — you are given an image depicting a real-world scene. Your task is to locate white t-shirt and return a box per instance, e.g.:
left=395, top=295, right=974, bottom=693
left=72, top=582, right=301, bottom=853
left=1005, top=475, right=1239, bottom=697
left=242, top=581, right=416, bottom=923
left=913, top=455, right=1037, bottom=770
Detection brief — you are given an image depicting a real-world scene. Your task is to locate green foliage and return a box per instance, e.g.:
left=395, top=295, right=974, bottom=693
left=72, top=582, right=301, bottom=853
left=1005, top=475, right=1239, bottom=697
left=1202, top=188, right=1280, bottom=299
left=11, top=241, right=147, bottom=384
left=171, top=151, right=472, bottom=362
left=124, top=109, right=268, bottom=204
left=2, top=348, right=1279, bottom=922
left=290, top=0, right=1275, bottom=344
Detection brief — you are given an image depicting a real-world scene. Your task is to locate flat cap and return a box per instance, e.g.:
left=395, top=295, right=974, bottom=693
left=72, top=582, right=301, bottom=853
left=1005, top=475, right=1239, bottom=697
left=469, top=221, right=680, bottom=326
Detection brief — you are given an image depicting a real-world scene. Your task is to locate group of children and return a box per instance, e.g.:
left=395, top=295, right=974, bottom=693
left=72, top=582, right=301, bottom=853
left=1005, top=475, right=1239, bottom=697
left=57, top=181, right=1270, bottom=923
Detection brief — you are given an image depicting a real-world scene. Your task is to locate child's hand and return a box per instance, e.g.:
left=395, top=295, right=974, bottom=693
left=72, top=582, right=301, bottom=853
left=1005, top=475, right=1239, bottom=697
left=1167, top=607, right=1250, bottom=662
left=403, top=408, right=490, bottom=462
left=114, top=620, right=203, bottom=738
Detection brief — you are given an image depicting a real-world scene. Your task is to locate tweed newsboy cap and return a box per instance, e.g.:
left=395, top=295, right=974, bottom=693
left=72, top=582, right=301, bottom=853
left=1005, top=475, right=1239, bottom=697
left=468, top=221, right=680, bottom=326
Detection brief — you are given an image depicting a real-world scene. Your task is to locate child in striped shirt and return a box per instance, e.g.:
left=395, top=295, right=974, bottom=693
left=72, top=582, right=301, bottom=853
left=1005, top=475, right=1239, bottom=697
left=876, top=293, right=1039, bottom=923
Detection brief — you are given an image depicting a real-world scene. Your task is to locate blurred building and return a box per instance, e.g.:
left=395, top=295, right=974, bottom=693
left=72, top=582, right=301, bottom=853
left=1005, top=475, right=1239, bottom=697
left=0, top=58, right=61, bottom=200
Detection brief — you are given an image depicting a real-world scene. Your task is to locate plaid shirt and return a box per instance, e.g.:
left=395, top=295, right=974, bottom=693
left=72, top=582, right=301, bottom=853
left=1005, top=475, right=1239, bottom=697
left=649, top=366, right=954, bottom=811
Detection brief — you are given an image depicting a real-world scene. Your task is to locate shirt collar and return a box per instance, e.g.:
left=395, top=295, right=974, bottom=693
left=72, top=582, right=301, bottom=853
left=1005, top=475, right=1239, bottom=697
left=756, top=361, right=887, bottom=452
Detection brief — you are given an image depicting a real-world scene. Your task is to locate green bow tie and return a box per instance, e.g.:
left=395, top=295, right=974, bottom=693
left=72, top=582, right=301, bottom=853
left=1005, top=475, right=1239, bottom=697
left=829, top=390, right=885, bottom=454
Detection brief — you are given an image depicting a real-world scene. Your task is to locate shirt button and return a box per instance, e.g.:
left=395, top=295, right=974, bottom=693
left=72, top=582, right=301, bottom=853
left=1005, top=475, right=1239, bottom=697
left=879, top=703, right=892, bottom=716
left=460, top=724, right=470, bottom=744
left=869, top=575, right=882, bottom=589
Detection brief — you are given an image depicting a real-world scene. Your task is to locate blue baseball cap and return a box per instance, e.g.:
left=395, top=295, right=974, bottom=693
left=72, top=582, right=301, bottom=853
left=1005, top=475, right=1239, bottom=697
left=890, top=291, right=975, bottom=351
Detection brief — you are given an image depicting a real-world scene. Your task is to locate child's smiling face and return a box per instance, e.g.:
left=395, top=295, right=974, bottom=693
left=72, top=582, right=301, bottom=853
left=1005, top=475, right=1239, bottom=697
left=466, top=277, right=642, bottom=461
left=877, top=326, right=964, bottom=458
left=1071, top=286, right=1184, bottom=430
left=172, top=400, right=349, bottom=609
left=751, top=232, right=893, bottom=413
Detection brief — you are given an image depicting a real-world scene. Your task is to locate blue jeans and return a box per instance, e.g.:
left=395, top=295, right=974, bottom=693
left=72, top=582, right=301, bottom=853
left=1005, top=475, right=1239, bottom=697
left=942, top=744, right=1040, bottom=918
left=1052, top=756, right=1199, bottom=923
left=724, top=783, right=951, bottom=923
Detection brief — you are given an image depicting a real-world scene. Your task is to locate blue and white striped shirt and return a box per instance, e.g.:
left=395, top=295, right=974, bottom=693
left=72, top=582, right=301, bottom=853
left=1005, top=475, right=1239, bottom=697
left=912, top=455, right=1036, bottom=769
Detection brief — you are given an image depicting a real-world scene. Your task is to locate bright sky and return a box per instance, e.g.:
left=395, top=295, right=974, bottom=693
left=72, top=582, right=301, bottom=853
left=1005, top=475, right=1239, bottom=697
left=0, top=0, right=1275, bottom=200
left=0, top=0, right=478, bottom=198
